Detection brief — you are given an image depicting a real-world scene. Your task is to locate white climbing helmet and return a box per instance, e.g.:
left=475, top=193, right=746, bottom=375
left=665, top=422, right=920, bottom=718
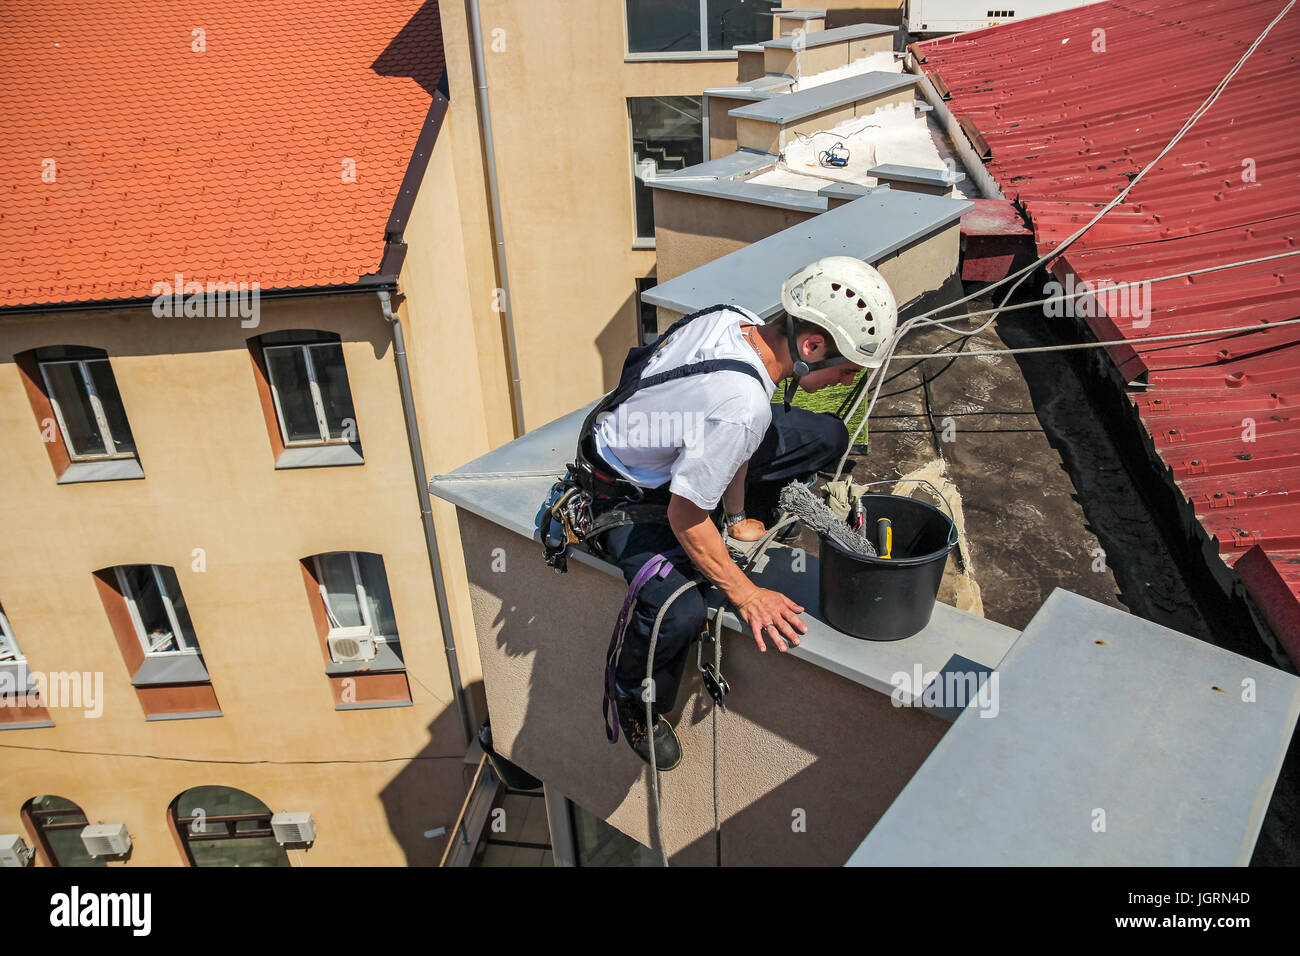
left=780, top=256, right=898, bottom=369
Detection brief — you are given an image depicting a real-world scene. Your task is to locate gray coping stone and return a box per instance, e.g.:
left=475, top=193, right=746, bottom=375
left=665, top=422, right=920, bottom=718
left=428, top=405, right=1019, bottom=709
left=729, top=71, right=918, bottom=125
left=704, top=75, right=793, bottom=100
left=649, top=175, right=828, bottom=214
left=870, top=162, right=966, bottom=186
left=642, top=189, right=972, bottom=319
left=848, top=588, right=1300, bottom=866
left=765, top=22, right=896, bottom=50
left=775, top=9, right=829, bottom=19
left=733, top=43, right=766, bottom=52
left=816, top=181, right=875, bottom=199
left=658, top=150, right=775, bottom=182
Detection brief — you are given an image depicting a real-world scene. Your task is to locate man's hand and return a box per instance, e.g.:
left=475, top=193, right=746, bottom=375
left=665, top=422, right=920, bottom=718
left=734, top=587, right=806, bottom=653
left=667, top=493, right=807, bottom=654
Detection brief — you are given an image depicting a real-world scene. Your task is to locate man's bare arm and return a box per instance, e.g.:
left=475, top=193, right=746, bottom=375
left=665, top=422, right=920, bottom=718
left=667, top=493, right=806, bottom=652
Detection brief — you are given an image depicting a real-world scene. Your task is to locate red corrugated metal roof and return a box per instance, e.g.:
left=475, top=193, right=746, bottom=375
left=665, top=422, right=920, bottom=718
left=0, top=0, right=443, bottom=309
left=914, top=0, right=1300, bottom=660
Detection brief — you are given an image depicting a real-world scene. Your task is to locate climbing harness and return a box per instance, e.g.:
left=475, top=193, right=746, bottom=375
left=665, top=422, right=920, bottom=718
left=540, top=304, right=766, bottom=572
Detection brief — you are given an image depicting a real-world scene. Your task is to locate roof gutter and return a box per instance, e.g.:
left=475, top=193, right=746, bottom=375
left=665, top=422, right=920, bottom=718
left=379, top=288, right=474, bottom=749
left=470, top=0, right=526, bottom=437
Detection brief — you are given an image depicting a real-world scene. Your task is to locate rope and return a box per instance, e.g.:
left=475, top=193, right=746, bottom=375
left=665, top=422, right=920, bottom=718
left=829, top=0, right=1296, bottom=482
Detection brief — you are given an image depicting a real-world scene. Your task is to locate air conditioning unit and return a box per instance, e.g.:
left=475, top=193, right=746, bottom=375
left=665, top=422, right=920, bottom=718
left=327, top=626, right=377, bottom=664
left=270, top=812, right=316, bottom=846
left=80, top=823, right=131, bottom=857
left=0, top=834, right=33, bottom=867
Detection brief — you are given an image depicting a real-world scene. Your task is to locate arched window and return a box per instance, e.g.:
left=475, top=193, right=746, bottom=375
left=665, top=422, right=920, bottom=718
left=21, top=795, right=105, bottom=867
left=169, top=786, right=289, bottom=867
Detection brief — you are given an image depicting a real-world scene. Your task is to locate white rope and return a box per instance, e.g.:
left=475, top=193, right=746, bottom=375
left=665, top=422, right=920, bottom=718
left=830, top=0, right=1296, bottom=481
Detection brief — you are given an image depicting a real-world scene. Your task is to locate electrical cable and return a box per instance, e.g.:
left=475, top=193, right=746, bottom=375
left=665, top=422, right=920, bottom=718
left=0, top=742, right=463, bottom=765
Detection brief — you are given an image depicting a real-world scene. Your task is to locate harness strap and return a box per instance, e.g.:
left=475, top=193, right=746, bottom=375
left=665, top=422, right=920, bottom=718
left=603, top=549, right=685, bottom=743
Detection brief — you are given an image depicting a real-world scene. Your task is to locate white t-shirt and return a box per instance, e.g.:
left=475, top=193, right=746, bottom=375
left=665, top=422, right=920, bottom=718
left=593, top=306, right=776, bottom=510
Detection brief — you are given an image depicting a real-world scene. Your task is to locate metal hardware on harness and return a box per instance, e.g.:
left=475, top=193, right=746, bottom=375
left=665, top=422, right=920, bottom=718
left=699, top=661, right=730, bottom=712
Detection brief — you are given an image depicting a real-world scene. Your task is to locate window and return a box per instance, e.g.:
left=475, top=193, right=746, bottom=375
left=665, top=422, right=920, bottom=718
left=0, top=603, right=22, bottom=663
left=261, top=330, right=358, bottom=447
left=313, top=552, right=398, bottom=650
left=170, top=786, right=290, bottom=867
left=33, top=346, right=138, bottom=463
left=625, top=0, right=780, bottom=54
left=629, top=96, right=704, bottom=239
left=22, top=795, right=106, bottom=867
left=635, top=277, right=660, bottom=346
left=114, top=565, right=200, bottom=657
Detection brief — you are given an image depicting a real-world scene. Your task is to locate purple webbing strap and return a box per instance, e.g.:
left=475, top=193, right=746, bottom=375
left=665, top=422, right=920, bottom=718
left=603, top=549, right=685, bottom=743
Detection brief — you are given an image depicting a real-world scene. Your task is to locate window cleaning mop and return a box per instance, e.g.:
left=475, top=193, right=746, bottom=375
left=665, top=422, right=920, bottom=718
left=777, top=480, right=876, bottom=558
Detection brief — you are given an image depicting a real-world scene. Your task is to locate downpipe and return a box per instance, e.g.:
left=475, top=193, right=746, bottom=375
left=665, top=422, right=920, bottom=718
left=380, top=289, right=474, bottom=748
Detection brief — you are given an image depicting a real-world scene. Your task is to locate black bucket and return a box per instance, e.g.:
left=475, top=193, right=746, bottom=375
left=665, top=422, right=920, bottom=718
left=478, top=719, right=543, bottom=790
left=819, top=492, right=958, bottom=641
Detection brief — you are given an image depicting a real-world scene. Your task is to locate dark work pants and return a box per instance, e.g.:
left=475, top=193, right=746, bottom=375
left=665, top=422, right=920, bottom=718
left=596, top=406, right=850, bottom=716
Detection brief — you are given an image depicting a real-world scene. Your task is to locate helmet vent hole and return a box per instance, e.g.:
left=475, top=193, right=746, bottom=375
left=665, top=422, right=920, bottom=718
left=868, top=326, right=875, bottom=335
left=857, top=298, right=866, bottom=309
left=830, top=283, right=841, bottom=291
left=844, top=287, right=854, bottom=298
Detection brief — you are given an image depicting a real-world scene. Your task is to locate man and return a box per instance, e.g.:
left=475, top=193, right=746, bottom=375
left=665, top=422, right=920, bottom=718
left=588, top=257, right=898, bottom=769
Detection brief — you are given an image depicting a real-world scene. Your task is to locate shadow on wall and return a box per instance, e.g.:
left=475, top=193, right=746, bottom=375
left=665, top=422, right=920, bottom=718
left=594, top=289, right=639, bottom=396
left=372, top=0, right=449, bottom=98
left=379, top=679, right=483, bottom=867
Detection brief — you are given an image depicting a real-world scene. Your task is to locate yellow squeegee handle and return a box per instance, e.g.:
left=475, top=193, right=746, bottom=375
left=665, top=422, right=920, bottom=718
left=877, top=517, right=892, bottom=559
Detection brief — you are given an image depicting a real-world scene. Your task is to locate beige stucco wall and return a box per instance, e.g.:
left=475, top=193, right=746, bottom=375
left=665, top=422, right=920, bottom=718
left=653, top=189, right=818, bottom=283
left=0, top=294, right=479, bottom=866
left=437, top=0, right=744, bottom=431
left=458, top=510, right=948, bottom=865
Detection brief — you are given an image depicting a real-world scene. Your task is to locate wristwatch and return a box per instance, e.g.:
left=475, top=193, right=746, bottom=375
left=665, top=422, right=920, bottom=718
left=724, top=510, right=747, bottom=530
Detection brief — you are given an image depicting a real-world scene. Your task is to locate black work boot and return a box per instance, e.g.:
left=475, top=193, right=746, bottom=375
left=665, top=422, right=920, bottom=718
left=616, top=694, right=682, bottom=771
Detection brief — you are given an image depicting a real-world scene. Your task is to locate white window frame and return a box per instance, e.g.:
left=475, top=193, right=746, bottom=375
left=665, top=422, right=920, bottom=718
left=38, top=358, right=135, bottom=462
left=312, top=553, right=395, bottom=644
left=114, top=566, right=198, bottom=659
left=263, top=342, right=353, bottom=447
left=0, top=605, right=24, bottom=664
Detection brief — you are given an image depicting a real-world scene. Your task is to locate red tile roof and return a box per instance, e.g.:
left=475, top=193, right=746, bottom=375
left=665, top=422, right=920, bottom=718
left=0, top=0, right=444, bottom=309
left=914, top=0, right=1300, bottom=661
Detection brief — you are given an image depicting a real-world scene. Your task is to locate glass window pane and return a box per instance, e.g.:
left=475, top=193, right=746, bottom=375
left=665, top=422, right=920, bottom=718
left=571, top=799, right=661, bottom=866
left=29, top=795, right=105, bottom=868
left=708, top=0, right=780, bottom=49
left=122, top=566, right=175, bottom=652
left=309, top=344, right=358, bottom=442
left=157, top=567, right=197, bottom=652
left=43, top=362, right=107, bottom=456
left=318, top=554, right=364, bottom=629
left=85, top=360, right=137, bottom=455
left=188, top=835, right=290, bottom=867
left=357, top=554, right=398, bottom=638
left=265, top=347, right=323, bottom=443
left=626, top=0, right=701, bottom=53
left=629, top=96, right=703, bottom=239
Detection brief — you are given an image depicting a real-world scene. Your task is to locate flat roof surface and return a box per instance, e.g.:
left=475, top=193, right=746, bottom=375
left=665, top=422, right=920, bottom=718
left=766, top=22, right=895, bottom=49
left=848, top=588, right=1300, bottom=865
left=428, top=405, right=1019, bottom=706
left=729, top=71, right=918, bottom=124
left=642, top=189, right=971, bottom=318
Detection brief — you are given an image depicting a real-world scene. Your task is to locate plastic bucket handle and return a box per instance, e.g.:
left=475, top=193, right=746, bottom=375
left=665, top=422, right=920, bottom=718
left=852, top=478, right=959, bottom=548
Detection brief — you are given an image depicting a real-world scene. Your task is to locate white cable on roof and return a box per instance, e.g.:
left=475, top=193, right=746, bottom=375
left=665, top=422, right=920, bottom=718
left=830, top=0, right=1297, bottom=480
